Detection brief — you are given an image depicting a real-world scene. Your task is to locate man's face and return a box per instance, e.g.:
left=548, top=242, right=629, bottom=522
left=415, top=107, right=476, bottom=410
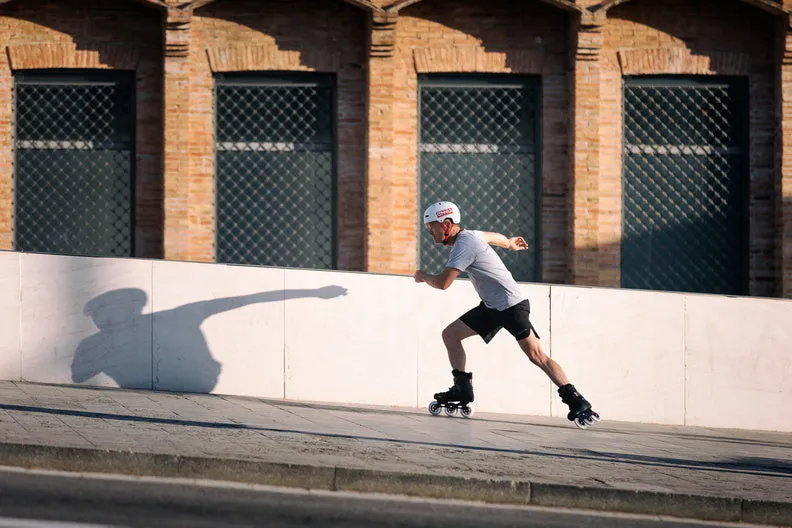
left=425, top=221, right=446, bottom=244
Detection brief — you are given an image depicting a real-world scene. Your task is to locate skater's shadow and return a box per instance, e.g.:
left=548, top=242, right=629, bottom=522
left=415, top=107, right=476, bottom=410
left=71, top=285, right=348, bottom=392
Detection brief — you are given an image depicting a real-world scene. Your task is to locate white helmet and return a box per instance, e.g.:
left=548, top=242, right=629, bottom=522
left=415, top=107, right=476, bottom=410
left=423, top=201, right=461, bottom=225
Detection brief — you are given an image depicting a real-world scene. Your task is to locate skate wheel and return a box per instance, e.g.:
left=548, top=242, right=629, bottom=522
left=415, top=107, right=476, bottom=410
left=444, top=405, right=457, bottom=417
left=460, top=405, right=474, bottom=418
left=590, top=411, right=601, bottom=422
left=428, top=401, right=442, bottom=416
left=574, top=417, right=589, bottom=430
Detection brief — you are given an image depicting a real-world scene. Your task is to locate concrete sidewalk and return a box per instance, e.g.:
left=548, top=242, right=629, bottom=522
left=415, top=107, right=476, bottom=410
left=0, top=381, right=789, bottom=525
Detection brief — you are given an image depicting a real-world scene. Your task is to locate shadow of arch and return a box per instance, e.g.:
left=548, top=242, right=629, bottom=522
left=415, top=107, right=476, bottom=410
left=191, top=0, right=380, bottom=12
left=71, top=285, right=348, bottom=393
left=590, top=0, right=790, bottom=16
left=0, top=0, right=162, bottom=64
left=384, top=0, right=583, bottom=14
left=0, top=0, right=167, bottom=11
left=193, top=0, right=367, bottom=74
left=393, top=0, right=572, bottom=81
left=600, top=0, right=777, bottom=54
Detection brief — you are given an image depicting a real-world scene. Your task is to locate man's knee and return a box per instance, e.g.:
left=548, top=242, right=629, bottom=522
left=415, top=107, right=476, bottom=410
left=442, top=324, right=458, bottom=345
left=520, top=337, right=547, bottom=365
left=442, top=321, right=466, bottom=344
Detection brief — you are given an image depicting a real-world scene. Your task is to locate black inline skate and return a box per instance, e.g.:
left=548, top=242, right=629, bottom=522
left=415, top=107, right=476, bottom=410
left=558, top=383, right=600, bottom=429
left=428, top=369, right=474, bottom=418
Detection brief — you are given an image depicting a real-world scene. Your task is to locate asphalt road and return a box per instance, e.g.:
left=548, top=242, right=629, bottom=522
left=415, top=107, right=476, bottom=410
left=0, top=468, right=775, bottom=528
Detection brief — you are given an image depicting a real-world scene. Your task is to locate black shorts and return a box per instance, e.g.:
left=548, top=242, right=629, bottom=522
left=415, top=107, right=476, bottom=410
left=460, top=299, right=539, bottom=344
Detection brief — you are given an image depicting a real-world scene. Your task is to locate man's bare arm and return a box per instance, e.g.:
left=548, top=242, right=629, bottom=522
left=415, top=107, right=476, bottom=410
left=480, top=232, right=529, bottom=251
left=413, top=267, right=461, bottom=290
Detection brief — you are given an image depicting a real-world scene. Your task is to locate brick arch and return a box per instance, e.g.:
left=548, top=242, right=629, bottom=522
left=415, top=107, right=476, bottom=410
left=0, top=0, right=160, bottom=69
left=190, top=0, right=382, bottom=12
left=616, top=48, right=752, bottom=75
left=7, top=43, right=140, bottom=70
left=338, top=0, right=383, bottom=11
left=384, top=0, right=584, bottom=13
left=591, top=0, right=790, bottom=16
left=0, top=0, right=169, bottom=9
left=126, top=0, right=168, bottom=11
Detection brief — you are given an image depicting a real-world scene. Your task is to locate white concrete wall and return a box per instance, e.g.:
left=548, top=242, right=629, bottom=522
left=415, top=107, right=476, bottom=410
left=19, top=253, right=154, bottom=389
left=152, top=260, right=286, bottom=398
left=283, top=269, right=415, bottom=406
left=683, top=294, right=792, bottom=431
left=550, top=286, right=686, bottom=425
left=1, top=251, right=790, bottom=432
left=0, top=252, right=20, bottom=381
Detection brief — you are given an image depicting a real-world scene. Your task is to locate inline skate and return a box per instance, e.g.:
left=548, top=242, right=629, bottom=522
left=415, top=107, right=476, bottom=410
left=558, top=383, right=600, bottom=429
left=428, top=369, right=474, bottom=418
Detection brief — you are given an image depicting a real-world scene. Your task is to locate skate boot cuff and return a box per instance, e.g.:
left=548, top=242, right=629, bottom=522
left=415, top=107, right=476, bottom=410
left=451, top=369, right=473, bottom=379
left=558, top=383, right=577, bottom=397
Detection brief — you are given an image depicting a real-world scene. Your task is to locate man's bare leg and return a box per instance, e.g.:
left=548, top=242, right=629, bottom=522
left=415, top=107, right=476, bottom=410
left=441, top=319, right=478, bottom=371
left=517, top=331, right=569, bottom=387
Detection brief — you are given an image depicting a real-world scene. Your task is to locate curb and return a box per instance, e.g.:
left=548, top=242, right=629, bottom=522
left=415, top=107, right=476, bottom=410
left=0, top=442, right=789, bottom=526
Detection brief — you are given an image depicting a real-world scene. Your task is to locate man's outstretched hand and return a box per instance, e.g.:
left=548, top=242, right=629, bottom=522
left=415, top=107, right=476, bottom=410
left=508, top=237, right=529, bottom=251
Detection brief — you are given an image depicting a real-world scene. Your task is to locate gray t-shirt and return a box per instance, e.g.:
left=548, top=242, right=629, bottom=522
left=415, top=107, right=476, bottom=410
left=445, top=230, right=526, bottom=311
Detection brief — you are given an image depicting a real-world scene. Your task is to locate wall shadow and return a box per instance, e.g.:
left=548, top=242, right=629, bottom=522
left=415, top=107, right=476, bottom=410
left=606, top=0, right=776, bottom=55
left=399, top=0, right=570, bottom=59
left=584, top=189, right=788, bottom=298
left=194, top=0, right=367, bottom=71
left=71, top=285, right=348, bottom=392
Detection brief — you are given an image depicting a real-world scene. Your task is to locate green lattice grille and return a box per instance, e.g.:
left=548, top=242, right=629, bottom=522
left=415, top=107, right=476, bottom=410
left=622, top=77, right=748, bottom=295
left=419, top=76, right=540, bottom=282
left=14, top=71, right=135, bottom=257
left=215, top=74, right=335, bottom=269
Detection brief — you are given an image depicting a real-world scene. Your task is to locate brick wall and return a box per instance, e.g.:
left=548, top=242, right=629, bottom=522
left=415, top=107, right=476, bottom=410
left=0, top=0, right=163, bottom=258
left=777, top=13, right=792, bottom=299
left=389, top=0, right=571, bottom=278
left=187, top=0, right=367, bottom=269
left=0, top=0, right=788, bottom=297
left=599, top=0, right=777, bottom=296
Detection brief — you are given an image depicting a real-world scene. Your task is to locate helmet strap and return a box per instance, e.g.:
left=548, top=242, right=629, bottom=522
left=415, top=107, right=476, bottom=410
left=441, top=221, right=453, bottom=245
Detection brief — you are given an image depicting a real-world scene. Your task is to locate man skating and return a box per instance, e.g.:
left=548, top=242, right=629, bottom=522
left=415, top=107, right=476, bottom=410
left=414, top=201, right=599, bottom=428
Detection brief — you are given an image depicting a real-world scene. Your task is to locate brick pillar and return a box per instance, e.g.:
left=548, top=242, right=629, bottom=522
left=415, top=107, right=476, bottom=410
left=570, top=11, right=605, bottom=285
left=779, top=16, right=792, bottom=297
left=0, top=58, right=11, bottom=251
left=162, top=8, right=192, bottom=261
left=364, top=11, right=397, bottom=273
